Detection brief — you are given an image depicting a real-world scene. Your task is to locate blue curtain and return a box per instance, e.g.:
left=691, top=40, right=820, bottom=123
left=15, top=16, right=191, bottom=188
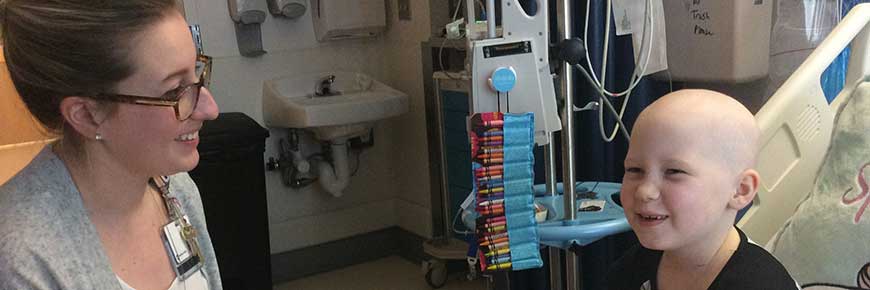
left=569, top=1, right=672, bottom=289
left=821, top=0, right=870, bottom=102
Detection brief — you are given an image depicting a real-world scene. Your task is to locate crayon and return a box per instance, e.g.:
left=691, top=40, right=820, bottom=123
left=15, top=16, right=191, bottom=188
left=477, top=199, right=504, bottom=207
left=486, top=262, right=512, bottom=271
left=479, top=209, right=504, bottom=217
left=475, top=165, right=504, bottom=173
left=476, top=204, right=504, bottom=212
left=480, top=216, right=506, bottom=223
left=478, top=232, right=508, bottom=242
left=484, top=248, right=510, bottom=257
left=476, top=153, right=504, bottom=159
left=480, top=136, right=503, bottom=142
left=478, top=228, right=506, bottom=237
left=487, top=254, right=511, bottom=264
left=482, top=131, right=504, bottom=137
left=479, top=237, right=509, bottom=247
left=478, top=180, right=504, bottom=188
left=483, top=120, right=504, bottom=127
left=483, top=225, right=505, bottom=233
left=486, top=242, right=510, bottom=251
left=480, top=148, right=504, bottom=155
left=480, top=239, right=509, bottom=248
left=478, top=187, right=504, bottom=194
left=482, top=157, right=504, bottom=164
left=481, top=147, right=503, bottom=153
left=480, top=221, right=506, bottom=229
left=477, top=174, right=502, bottom=181
left=476, top=194, right=504, bottom=202
left=476, top=171, right=504, bottom=178
left=476, top=215, right=506, bottom=226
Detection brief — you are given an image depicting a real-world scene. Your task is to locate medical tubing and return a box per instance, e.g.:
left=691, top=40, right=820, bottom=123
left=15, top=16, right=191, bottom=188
left=599, top=0, right=653, bottom=141
left=600, top=0, right=612, bottom=89
left=583, top=0, right=652, bottom=141
left=575, top=63, right=630, bottom=140
left=438, top=1, right=467, bottom=81
left=453, top=205, right=474, bottom=235
left=583, top=0, right=654, bottom=97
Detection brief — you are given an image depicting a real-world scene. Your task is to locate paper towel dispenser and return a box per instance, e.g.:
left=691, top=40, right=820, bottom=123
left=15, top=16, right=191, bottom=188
left=312, top=0, right=386, bottom=42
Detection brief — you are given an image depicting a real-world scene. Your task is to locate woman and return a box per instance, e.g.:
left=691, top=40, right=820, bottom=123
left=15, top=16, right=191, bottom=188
left=0, top=1, right=222, bottom=289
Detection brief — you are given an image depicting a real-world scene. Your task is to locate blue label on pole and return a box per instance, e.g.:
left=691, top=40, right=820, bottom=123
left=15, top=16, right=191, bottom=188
left=491, top=67, right=517, bottom=93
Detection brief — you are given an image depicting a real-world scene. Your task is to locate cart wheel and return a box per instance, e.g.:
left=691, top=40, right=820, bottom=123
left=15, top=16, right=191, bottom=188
left=425, top=260, right=448, bottom=288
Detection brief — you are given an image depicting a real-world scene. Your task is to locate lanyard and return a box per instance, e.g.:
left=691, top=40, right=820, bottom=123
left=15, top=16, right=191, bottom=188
left=150, top=176, right=204, bottom=278
left=151, top=176, right=184, bottom=220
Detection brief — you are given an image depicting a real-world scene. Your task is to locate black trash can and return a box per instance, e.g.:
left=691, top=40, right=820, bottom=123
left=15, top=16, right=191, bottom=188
left=189, top=112, right=271, bottom=290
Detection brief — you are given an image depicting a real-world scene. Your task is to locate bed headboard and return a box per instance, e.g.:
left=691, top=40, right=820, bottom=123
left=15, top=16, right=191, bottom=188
left=0, top=48, right=55, bottom=185
left=737, top=3, right=870, bottom=245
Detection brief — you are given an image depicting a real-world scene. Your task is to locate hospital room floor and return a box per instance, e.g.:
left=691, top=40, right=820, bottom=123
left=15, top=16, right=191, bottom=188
left=274, top=256, right=486, bottom=290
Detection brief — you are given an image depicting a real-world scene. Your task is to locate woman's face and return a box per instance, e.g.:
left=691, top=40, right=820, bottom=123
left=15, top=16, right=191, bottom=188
left=97, top=12, right=218, bottom=177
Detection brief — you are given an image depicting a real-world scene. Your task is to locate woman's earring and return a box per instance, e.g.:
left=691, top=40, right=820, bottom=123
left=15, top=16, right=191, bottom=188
left=95, top=133, right=103, bottom=141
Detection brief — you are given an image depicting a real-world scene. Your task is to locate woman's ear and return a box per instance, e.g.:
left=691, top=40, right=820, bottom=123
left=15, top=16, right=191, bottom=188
left=59, top=96, right=108, bottom=139
left=729, top=168, right=760, bottom=210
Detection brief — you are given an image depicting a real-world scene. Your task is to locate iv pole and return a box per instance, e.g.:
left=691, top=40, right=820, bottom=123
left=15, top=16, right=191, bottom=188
left=556, top=0, right=580, bottom=289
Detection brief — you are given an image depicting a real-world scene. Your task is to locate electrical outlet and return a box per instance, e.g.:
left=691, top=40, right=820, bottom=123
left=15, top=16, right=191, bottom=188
left=398, top=0, right=411, bottom=21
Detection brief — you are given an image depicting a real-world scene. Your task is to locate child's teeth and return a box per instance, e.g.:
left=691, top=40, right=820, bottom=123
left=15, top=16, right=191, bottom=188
left=642, top=215, right=666, bottom=220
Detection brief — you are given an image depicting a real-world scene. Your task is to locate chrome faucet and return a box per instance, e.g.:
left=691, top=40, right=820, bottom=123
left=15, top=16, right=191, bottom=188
left=314, top=75, right=336, bottom=97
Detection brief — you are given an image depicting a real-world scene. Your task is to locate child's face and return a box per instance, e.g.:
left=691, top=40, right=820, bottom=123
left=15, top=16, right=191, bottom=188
left=621, top=117, right=737, bottom=252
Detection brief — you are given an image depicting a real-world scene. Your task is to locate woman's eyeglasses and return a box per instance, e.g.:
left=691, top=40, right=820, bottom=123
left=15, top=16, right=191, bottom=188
left=92, top=55, right=212, bottom=121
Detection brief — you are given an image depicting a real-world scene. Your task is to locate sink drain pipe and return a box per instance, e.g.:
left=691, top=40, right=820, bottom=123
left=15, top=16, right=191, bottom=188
left=316, top=139, right=350, bottom=197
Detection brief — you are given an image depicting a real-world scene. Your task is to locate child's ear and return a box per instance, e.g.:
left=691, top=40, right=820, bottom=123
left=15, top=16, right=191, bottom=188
left=729, top=169, right=760, bottom=210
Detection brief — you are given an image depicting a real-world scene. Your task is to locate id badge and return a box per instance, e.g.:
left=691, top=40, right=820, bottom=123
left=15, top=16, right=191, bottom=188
left=162, top=216, right=203, bottom=280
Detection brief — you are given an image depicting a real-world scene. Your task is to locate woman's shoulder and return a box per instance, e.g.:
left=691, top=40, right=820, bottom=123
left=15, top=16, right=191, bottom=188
left=0, top=147, right=85, bottom=240
left=0, top=148, right=114, bottom=288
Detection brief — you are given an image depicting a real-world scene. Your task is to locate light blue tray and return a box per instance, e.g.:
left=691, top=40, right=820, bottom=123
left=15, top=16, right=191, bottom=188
left=462, top=181, right=631, bottom=249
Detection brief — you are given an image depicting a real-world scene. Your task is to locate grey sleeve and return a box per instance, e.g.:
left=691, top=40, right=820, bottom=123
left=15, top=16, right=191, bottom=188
left=171, top=173, right=223, bottom=290
left=0, top=246, right=58, bottom=290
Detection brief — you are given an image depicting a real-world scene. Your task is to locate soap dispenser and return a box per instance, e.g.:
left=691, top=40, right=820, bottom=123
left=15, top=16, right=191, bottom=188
left=267, top=0, right=307, bottom=19
left=227, top=0, right=267, bottom=57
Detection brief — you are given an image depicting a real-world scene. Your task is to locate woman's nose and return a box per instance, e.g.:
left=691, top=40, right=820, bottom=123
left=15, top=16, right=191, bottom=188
left=192, top=87, right=219, bottom=121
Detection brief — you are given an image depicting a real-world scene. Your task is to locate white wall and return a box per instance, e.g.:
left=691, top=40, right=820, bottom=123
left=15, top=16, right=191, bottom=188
left=183, top=0, right=433, bottom=254
left=382, top=0, right=435, bottom=241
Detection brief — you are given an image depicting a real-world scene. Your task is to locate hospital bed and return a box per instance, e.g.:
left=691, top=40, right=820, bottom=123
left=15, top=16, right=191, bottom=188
left=738, top=3, right=870, bottom=246
left=737, top=3, right=870, bottom=287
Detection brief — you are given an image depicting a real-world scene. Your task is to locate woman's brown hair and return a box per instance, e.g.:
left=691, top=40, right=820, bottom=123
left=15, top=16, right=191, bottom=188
left=1, top=0, right=181, bottom=134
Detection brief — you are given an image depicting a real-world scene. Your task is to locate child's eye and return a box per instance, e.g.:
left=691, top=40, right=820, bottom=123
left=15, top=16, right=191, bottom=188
left=665, top=168, right=686, bottom=175
left=625, top=167, right=643, bottom=174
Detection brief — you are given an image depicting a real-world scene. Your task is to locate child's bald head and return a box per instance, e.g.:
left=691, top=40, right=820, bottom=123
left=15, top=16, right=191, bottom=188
left=635, top=89, right=760, bottom=174
left=622, top=89, right=762, bottom=251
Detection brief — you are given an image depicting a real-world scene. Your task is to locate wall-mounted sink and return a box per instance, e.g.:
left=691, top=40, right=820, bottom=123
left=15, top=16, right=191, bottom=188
left=263, top=72, right=409, bottom=140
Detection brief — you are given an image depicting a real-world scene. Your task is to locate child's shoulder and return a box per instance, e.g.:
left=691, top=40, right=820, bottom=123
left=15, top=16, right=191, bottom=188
left=710, top=228, right=799, bottom=290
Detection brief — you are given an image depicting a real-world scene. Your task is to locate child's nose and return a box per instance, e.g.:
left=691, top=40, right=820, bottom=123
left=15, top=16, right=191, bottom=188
left=636, top=181, right=660, bottom=202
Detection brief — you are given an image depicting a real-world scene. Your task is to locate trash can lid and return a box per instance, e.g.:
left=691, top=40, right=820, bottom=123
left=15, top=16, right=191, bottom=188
left=198, top=112, right=269, bottom=152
